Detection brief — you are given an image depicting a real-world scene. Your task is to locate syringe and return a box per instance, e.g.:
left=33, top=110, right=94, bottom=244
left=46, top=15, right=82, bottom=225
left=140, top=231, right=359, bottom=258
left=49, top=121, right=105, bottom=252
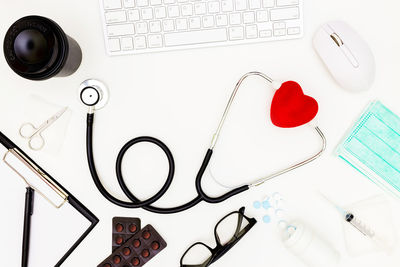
left=320, top=193, right=386, bottom=249
left=344, top=212, right=375, bottom=238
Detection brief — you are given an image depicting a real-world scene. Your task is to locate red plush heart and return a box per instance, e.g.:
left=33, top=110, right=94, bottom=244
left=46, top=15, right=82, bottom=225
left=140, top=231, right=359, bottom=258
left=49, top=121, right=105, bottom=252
left=270, top=81, right=318, bottom=128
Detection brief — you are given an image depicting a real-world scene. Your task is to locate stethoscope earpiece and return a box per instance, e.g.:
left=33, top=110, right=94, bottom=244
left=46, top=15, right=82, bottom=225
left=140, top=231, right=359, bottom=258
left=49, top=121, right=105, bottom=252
left=79, top=79, right=109, bottom=112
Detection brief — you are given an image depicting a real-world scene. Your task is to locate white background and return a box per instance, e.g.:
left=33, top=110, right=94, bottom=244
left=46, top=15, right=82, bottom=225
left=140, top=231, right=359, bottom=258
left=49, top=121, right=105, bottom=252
left=1, top=0, right=400, bottom=266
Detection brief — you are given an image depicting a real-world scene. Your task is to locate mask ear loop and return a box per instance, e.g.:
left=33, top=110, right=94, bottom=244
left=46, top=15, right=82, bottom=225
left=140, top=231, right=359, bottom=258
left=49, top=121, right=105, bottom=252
left=208, top=71, right=327, bottom=189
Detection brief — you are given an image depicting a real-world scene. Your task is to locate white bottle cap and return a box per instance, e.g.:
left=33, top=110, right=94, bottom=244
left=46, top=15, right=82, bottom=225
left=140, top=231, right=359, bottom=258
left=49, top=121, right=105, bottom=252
left=282, top=221, right=340, bottom=267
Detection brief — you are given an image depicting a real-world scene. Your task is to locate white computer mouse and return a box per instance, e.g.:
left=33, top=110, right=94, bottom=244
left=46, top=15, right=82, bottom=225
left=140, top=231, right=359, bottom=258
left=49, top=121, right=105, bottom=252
left=313, top=21, right=375, bottom=92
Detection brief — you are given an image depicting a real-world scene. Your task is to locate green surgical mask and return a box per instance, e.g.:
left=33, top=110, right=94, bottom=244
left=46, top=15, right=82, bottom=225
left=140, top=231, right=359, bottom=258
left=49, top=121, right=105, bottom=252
left=337, top=101, right=400, bottom=198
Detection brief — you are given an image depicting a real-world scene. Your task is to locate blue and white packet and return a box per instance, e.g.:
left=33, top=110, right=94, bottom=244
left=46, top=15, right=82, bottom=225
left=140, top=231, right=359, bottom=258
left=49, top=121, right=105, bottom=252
left=336, top=101, right=400, bottom=198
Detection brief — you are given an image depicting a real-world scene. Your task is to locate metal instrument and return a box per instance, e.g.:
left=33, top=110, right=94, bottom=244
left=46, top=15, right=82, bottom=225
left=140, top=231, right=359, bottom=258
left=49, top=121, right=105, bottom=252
left=19, top=107, right=67, bottom=151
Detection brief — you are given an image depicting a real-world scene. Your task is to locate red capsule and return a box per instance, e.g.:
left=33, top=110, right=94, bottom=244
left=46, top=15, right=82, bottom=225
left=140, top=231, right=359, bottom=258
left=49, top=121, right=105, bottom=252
left=129, top=224, right=137, bottom=233
left=116, top=223, right=124, bottom=232
left=151, top=241, right=160, bottom=250
left=142, top=231, right=151, bottom=239
left=141, top=249, right=150, bottom=258
left=132, top=239, right=141, bottom=248
left=116, top=237, right=124, bottom=245
left=132, top=257, right=140, bottom=266
left=113, top=255, right=121, bottom=264
left=123, top=247, right=131, bottom=256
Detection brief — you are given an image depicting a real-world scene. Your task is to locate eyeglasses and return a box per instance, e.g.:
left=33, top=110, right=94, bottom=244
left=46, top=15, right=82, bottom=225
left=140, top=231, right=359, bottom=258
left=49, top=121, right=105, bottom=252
left=180, top=207, right=257, bottom=267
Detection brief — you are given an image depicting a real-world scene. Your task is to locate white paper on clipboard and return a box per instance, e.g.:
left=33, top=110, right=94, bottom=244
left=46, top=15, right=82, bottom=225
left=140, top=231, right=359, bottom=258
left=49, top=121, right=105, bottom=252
left=0, top=143, right=91, bottom=266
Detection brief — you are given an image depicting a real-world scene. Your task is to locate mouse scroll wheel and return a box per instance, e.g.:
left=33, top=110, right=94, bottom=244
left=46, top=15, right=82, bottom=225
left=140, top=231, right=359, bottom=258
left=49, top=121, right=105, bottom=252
left=330, top=33, right=344, bottom=46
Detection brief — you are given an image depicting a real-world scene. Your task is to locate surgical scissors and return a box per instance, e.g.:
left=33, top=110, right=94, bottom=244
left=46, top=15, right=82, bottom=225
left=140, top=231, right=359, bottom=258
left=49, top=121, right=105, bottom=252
left=19, top=107, right=67, bottom=151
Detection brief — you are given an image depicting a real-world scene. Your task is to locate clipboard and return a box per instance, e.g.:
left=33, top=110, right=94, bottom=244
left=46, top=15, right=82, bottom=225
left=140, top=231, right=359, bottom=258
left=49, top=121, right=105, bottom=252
left=0, top=131, right=98, bottom=266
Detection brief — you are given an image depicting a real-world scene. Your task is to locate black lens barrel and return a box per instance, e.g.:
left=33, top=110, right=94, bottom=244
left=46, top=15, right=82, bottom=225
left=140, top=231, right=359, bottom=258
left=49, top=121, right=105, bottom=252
left=3, top=15, right=82, bottom=80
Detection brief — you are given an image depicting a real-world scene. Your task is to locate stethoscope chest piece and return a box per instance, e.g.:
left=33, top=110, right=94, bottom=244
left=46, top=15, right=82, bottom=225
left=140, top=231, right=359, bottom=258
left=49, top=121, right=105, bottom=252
left=79, top=79, right=109, bottom=111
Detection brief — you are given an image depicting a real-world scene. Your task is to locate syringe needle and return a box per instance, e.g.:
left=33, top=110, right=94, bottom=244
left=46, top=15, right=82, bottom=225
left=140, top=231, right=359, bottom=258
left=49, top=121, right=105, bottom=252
left=319, top=192, right=346, bottom=216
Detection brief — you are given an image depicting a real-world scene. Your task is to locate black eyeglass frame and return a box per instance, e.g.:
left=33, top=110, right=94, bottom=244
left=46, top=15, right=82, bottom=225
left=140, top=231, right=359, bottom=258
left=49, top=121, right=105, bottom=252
left=180, top=207, right=257, bottom=267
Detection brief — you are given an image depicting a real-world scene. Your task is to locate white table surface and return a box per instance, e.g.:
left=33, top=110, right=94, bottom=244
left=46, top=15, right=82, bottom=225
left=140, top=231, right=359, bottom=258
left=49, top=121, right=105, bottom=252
left=1, top=0, right=400, bottom=266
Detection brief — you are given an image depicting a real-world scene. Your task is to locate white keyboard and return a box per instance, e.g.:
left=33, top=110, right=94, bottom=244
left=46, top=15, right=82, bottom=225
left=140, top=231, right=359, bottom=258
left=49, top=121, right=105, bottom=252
left=100, top=0, right=303, bottom=55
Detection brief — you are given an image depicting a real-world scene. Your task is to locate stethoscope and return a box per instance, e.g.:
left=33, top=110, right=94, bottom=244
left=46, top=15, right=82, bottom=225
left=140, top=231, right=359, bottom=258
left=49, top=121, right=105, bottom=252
left=79, top=72, right=326, bottom=214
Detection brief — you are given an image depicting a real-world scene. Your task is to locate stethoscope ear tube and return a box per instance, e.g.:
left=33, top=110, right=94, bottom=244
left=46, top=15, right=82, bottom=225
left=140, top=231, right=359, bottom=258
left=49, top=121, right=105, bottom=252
left=209, top=72, right=327, bottom=188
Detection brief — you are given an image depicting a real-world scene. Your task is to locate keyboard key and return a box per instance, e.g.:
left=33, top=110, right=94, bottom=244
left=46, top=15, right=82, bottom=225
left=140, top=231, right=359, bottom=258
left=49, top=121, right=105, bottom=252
left=164, top=0, right=175, bottom=3
left=246, top=25, right=257, bottom=38
left=194, top=3, right=206, bottom=15
left=262, top=0, right=274, bottom=7
left=148, top=34, right=163, bottom=47
left=221, top=0, right=234, bottom=12
left=181, top=4, right=193, bottom=16
left=229, top=26, right=244, bottom=40
left=208, top=2, right=220, bottom=13
left=243, top=12, right=255, bottom=23
left=123, top=0, right=135, bottom=7
left=189, top=17, right=201, bottom=29
left=142, top=8, right=153, bottom=19
left=104, top=0, right=122, bottom=9
left=105, top=11, right=127, bottom=23
left=136, top=22, right=148, bottom=33
left=165, top=29, right=227, bottom=46
left=121, top=37, right=134, bottom=50
left=202, top=15, right=215, bottom=28
left=150, top=0, right=162, bottom=5
left=163, top=19, right=175, bottom=31
left=235, top=0, right=247, bottom=10
left=273, top=22, right=285, bottom=29
left=287, top=26, right=300, bottom=35
left=259, top=30, right=272, bottom=37
left=277, top=0, right=298, bottom=6
left=256, top=10, right=268, bottom=22
left=134, top=36, right=147, bottom=49
left=216, top=14, right=228, bottom=26
left=107, top=24, right=135, bottom=36
left=229, top=13, right=241, bottom=25
left=150, top=21, right=162, bottom=32
left=137, top=0, right=149, bottom=6
left=168, top=5, right=180, bottom=17
left=176, top=18, right=188, bottom=30
left=249, top=0, right=261, bottom=9
left=270, top=7, right=299, bottom=20
left=154, top=6, right=167, bottom=18
left=128, top=9, right=140, bottom=20
left=108, top=38, right=121, bottom=51
left=273, top=28, right=285, bottom=36
left=257, top=22, right=270, bottom=30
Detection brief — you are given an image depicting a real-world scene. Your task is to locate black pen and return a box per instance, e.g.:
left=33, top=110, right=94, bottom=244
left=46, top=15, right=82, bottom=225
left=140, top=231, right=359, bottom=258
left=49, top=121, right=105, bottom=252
left=22, top=187, right=34, bottom=267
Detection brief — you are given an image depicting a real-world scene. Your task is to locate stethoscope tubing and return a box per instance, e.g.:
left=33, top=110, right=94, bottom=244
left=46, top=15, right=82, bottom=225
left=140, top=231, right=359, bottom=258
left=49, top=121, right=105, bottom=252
left=86, top=113, right=248, bottom=214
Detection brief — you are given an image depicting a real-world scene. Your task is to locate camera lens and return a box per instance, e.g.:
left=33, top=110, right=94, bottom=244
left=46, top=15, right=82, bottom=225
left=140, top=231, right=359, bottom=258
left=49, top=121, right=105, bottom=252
left=14, top=29, right=51, bottom=65
left=4, top=16, right=82, bottom=80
